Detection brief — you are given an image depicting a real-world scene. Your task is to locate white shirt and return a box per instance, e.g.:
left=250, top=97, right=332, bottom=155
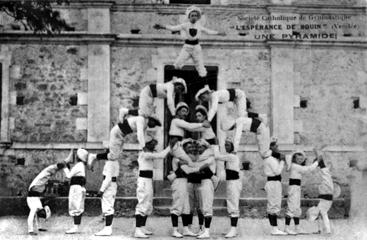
left=289, top=161, right=318, bottom=180
left=318, top=167, right=334, bottom=195
left=138, top=147, right=170, bottom=171
left=157, top=82, right=175, bottom=116
left=216, top=153, right=241, bottom=172
left=29, top=165, right=58, bottom=192
left=100, top=160, right=120, bottom=192
left=208, top=90, right=232, bottom=122
left=198, top=126, right=216, bottom=140
left=127, top=116, right=148, bottom=149
left=63, top=162, right=86, bottom=179
left=169, top=118, right=204, bottom=137
left=264, top=156, right=284, bottom=177
left=196, top=149, right=216, bottom=173
left=165, top=22, right=218, bottom=41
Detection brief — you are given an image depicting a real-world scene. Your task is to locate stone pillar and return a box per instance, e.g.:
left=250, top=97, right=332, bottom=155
left=0, top=45, right=11, bottom=143
left=87, top=7, right=111, bottom=142
left=270, top=46, right=294, bottom=144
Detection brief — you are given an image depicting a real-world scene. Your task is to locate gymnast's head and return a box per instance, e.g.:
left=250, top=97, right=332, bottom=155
left=195, top=105, right=208, bottom=123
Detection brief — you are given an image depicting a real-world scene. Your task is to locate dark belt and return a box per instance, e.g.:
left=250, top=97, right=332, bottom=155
left=170, top=135, right=183, bottom=141
left=149, top=84, right=157, bottom=98
left=175, top=167, right=187, bottom=179
left=267, top=175, right=282, bottom=181
left=200, top=167, right=213, bottom=179
left=28, top=190, right=42, bottom=197
left=250, top=118, right=261, bottom=133
left=289, top=178, right=301, bottom=186
left=185, top=39, right=199, bottom=45
left=247, top=112, right=259, bottom=119
left=226, top=169, right=239, bottom=180
left=206, top=138, right=216, bottom=145
left=228, top=88, right=236, bottom=102
left=139, top=170, right=153, bottom=179
left=188, top=173, right=202, bottom=183
left=319, top=194, right=333, bottom=201
left=118, top=119, right=133, bottom=135
left=70, top=176, right=86, bottom=186
left=103, top=175, right=117, bottom=182
left=169, top=135, right=183, bottom=147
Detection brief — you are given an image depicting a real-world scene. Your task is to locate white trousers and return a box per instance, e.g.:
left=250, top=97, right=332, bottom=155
left=135, top=177, right=153, bottom=216
left=27, top=197, right=43, bottom=233
left=199, top=179, right=214, bottom=217
left=102, top=182, right=117, bottom=216
left=226, top=179, right=242, bottom=218
left=139, top=86, right=154, bottom=117
left=233, top=117, right=271, bottom=158
left=265, top=181, right=282, bottom=215
left=107, top=125, right=125, bottom=161
left=286, top=185, right=301, bottom=218
left=188, top=182, right=202, bottom=215
left=171, top=178, right=190, bottom=216
left=234, top=89, right=247, bottom=118
left=68, top=185, right=86, bottom=217
left=174, top=44, right=207, bottom=77
left=318, top=199, right=332, bottom=233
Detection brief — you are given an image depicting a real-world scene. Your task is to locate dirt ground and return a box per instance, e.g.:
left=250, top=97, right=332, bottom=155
left=0, top=216, right=366, bottom=240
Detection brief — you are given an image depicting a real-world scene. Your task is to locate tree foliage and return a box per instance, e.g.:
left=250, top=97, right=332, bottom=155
left=0, top=0, right=73, bottom=34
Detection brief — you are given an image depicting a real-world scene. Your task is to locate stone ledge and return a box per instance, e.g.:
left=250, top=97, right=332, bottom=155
left=0, top=32, right=117, bottom=44
left=115, top=34, right=367, bottom=49
left=110, top=3, right=366, bottom=14
left=0, top=197, right=348, bottom=219
left=0, top=32, right=366, bottom=48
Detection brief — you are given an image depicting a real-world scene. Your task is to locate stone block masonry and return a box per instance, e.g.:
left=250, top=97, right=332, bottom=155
left=9, top=45, right=88, bottom=142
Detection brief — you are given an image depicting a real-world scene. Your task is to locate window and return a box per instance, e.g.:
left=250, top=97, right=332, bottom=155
left=163, top=65, right=218, bottom=177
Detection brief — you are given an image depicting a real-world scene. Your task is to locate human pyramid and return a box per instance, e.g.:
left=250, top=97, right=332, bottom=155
left=26, top=5, right=339, bottom=239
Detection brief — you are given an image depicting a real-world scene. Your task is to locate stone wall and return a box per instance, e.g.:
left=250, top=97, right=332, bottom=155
left=9, top=44, right=88, bottom=142
left=293, top=48, right=367, bottom=146
left=0, top=1, right=366, bottom=203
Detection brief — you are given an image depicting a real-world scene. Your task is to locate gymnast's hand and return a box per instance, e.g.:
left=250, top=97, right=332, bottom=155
left=202, top=120, right=211, bottom=128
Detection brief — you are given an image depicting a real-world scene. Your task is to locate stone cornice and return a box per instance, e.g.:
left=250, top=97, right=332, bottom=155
left=0, top=32, right=117, bottom=44
left=115, top=34, right=367, bottom=49
left=0, top=32, right=366, bottom=48
left=110, top=3, right=366, bottom=15
left=51, top=1, right=367, bottom=14
left=53, top=0, right=115, bottom=9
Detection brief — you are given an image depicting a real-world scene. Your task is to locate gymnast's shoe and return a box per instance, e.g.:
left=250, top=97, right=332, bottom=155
left=65, top=225, right=79, bottom=234
left=197, top=228, right=210, bottom=239
left=225, top=227, right=238, bottom=238
left=182, top=227, right=197, bottom=236
left=172, top=229, right=183, bottom=238
left=134, top=228, right=149, bottom=238
left=95, top=226, right=112, bottom=236
left=141, top=228, right=153, bottom=235
left=271, top=227, right=287, bottom=236
left=285, top=226, right=297, bottom=235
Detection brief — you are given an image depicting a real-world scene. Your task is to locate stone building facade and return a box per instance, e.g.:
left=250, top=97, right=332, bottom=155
left=0, top=0, right=366, bottom=202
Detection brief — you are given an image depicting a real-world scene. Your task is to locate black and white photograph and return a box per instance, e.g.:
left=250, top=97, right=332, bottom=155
left=0, top=0, right=366, bottom=239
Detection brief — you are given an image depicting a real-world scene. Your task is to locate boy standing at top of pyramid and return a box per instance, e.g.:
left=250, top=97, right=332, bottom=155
left=154, top=5, right=225, bottom=83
